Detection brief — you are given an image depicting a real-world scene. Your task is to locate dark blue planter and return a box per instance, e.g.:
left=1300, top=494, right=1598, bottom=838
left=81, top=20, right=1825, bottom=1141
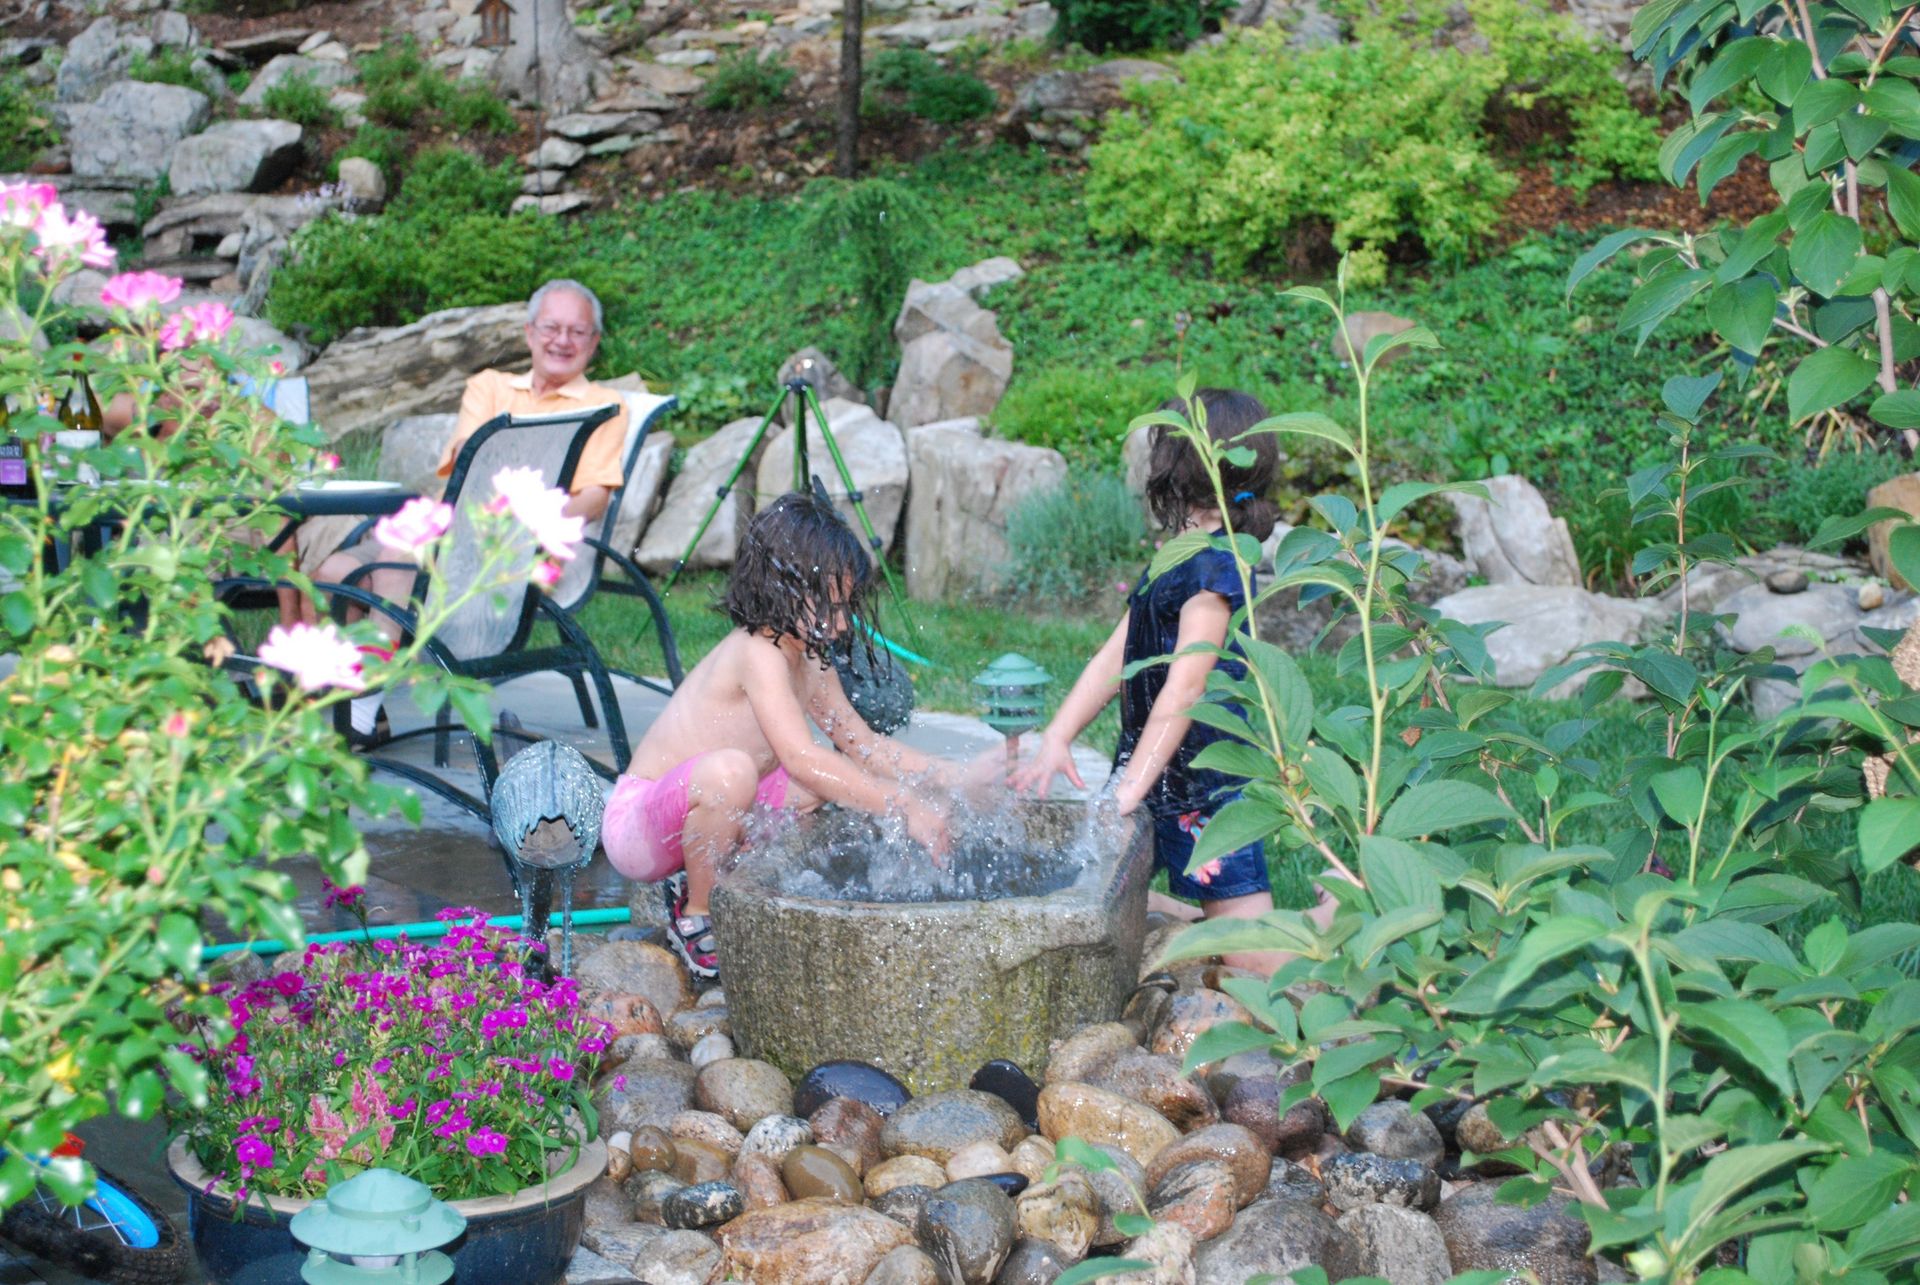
left=167, top=1137, right=606, bottom=1285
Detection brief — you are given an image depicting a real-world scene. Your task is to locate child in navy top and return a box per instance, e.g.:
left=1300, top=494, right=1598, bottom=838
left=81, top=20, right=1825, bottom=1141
left=1012, top=388, right=1333, bottom=971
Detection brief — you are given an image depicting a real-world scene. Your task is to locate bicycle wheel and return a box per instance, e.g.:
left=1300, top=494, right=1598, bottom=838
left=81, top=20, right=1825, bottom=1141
left=1, top=1163, right=188, bottom=1284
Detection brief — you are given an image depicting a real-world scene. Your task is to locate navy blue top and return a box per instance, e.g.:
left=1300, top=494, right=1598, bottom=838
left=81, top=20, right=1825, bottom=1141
left=1113, top=540, right=1252, bottom=818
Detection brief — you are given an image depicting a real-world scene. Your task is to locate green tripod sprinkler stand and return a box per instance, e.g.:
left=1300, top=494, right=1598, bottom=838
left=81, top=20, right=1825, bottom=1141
left=663, top=366, right=920, bottom=645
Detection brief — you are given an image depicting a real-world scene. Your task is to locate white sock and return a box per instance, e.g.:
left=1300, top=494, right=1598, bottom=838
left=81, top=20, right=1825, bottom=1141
left=349, top=693, right=384, bottom=736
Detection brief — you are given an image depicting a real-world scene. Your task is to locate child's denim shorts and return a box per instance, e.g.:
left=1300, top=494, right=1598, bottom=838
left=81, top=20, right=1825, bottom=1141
left=1152, top=803, right=1271, bottom=902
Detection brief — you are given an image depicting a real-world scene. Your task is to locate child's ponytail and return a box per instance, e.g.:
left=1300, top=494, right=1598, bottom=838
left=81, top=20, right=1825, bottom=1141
left=1228, top=490, right=1281, bottom=543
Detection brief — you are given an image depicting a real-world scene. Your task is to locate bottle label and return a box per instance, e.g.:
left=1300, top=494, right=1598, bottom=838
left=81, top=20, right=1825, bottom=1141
left=0, top=459, right=26, bottom=487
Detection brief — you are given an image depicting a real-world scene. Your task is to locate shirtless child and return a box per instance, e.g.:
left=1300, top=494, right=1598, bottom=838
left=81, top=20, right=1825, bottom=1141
left=602, top=492, right=955, bottom=980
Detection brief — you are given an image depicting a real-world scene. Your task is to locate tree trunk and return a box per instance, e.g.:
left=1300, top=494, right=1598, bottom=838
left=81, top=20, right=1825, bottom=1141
left=496, top=0, right=607, bottom=114
left=836, top=0, right=863, bottom=178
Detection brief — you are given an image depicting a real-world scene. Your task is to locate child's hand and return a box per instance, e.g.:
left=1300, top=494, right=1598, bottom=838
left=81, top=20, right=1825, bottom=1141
left=1114, top=776, right=1148, bottom=817
left=1008, top=735, right=1083, bottom=797
left=906, top=799, right=952, bottom=869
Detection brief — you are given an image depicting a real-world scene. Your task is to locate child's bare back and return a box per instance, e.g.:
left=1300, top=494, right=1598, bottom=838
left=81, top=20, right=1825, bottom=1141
left=627, top=627, right=807, bottom=786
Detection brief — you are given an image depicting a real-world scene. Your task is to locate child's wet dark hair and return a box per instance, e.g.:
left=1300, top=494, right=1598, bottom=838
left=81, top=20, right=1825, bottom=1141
left=725, top=491, right=877, bottom=665
left=1144, top=388, right=1282, bottom=542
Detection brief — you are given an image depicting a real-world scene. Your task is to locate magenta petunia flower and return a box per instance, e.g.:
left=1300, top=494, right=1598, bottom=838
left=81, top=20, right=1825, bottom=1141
left=465, top=1129, right=508, bottom=1157
left=99, top=270, right=183, bottom=314
left=258, top=622, right=366, bottom=693
left=236, top=1135, right=274, bottom=1168
left=546, top=1057, right=575, bottom=1082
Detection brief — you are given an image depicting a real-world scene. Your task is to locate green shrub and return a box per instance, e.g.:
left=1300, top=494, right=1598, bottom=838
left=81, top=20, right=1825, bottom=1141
left=865, top=47, right=936, bottom=95
left=1760, top=448, right=1915, bottom=547
left=392, top=146, right=521, bottom=223
left=990, top=365, right=1171, bottom=465
left=260, top=72, right=338, bottom=128
left=1052, top=0, right=1231, bottom=52
left=0, top=70, right=57, bottom=172
left=1087, top=31, right=1515, bottom=282
left=862, top=48, right=996, bottom=122
left=330, top=123, right=408, bottom=183
left=128, top=47, right=214, bottom=96
left=909, top=70, right=996, bottom=123
left=793, top=178, right=937, bottom=386
left=1002, top=470, right=1150, bottom=602
left=443, top=79, right=516, bottom=133
left=702, top=50, right=794, bottom=111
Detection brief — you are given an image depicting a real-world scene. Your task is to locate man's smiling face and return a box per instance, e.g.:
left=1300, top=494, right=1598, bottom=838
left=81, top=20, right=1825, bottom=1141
left=525, top=288, right=599, bottom=387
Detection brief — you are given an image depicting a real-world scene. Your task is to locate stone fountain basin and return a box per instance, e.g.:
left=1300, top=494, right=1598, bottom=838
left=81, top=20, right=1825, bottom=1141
left=711, top=800, right=1150, bottom=1095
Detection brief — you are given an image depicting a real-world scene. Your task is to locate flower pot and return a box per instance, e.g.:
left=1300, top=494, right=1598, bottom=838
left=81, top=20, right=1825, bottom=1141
left=166, top=1135, right=607, bottom=1285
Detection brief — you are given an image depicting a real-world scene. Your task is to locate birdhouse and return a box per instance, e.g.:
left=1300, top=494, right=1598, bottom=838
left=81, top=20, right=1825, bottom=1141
left=477, top=0, right=514, bottom=49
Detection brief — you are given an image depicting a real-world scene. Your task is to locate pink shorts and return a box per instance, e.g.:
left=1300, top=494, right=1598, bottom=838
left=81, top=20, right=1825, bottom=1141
left=601, top=755, right=791, bottom=882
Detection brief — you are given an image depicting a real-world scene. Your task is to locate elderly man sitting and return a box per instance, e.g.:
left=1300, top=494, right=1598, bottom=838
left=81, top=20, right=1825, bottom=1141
left=313, top=277, right=631, bottom=740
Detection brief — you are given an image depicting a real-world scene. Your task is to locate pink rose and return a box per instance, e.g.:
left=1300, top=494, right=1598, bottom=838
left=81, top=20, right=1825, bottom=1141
left=374, top=496, right=455, bottom=560
left=0, top=181, right=59, bottom=231
left=158, top=300, right=235, bottom=352
left=531, top=559, right=562, bottom=589
left=33, top=204, right=115, bottom=269
left=100, top=270, right=184, bottom=314
left=487, top=466, right=583, bottom=561
left=257, top=622, right=367, bottom=692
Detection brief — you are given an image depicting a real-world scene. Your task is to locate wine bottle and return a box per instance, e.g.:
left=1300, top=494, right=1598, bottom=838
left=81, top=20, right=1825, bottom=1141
left=75, top=369, right=103, bottom=435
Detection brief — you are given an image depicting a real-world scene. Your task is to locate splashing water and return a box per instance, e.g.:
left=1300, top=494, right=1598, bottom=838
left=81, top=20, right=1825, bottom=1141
left=731, top=783, right=1124, bottom=904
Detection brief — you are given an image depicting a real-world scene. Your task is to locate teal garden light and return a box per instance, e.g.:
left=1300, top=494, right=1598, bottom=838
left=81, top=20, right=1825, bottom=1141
left=291, top=1168, right=466, bottom=1284
left=972, top=652, right=1052, bottom=770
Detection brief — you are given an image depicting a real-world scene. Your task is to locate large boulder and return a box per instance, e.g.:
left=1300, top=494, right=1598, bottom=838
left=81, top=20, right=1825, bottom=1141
left=635, top=415, right=764, bottom=574
left=1429, top=585, right=1663, bottom=696
left=1449, top=474, right=1581, bottom=587
left=375, top=414, right=460, bottom=497
left=1716, top=580, right=1920, bottom=717
left=1011, top=59, right=1178, bottom=148
left=775, top=346, right=864, bottom=423
left=755, top=398, right=909, bottom=556
left=141, top=191, right=336, bottom=256
left=1868, top=472, right=1920, bottom=589
left=56, top=16, right=195, bottom=103
left=237, top=53, right=355, bottom=107
left=889, top=274, right=1014, bottom=430
left=1657, top=545, right=1861, bottom=617
left=168, top=120, right=304, bottom=196
left=903, top=419, right=1068, bottom=600
left=303, top=303, right=527, bottom=442
left=63, top=80, right=211, bottom=184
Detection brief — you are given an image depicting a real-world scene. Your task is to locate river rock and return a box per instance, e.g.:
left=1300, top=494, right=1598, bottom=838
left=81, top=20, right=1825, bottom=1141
left=1143, top=1124, right=1271, bottom=1209
left=1036, top=1082, right=1179, bottom=1169
left=1123, top=1221, right=1199, bottom=1285
left=689, top=1032, right=734, bottom=1070
left=1432, top=1183, right=1596, bottom=1284
left=1089, top=1050, right=1218, bottom=1133
left=1456, top=1100, right=1525, bottom=1157
left=1868, top=472, right=1920, bottom=589
left=1044, top=1022, right=1138, bottom=1085
left=304, top=302, right=528, bottom=443
left=1013, top=1169, right=1099, bottom=1260
left=669, top=1110, right=744, bottom=1158
left=947, top=1140, right=1016, bottom=1182
left=732, top=1149, right=788, bottom=1209
left=626, top=1168, right=687, bottom=1224
left=64, top=80, right=211, bottom=183
left=867, top=1154, right=950, bottom=1196
left=796, top=1061, right=914, bottom=1119
left=741, top=1113, right=812, bottom=1163
left=1431, top=584, right=1662, bottom=695
left=872, top=1184, right=936, bottom=1230
left=595, top=1057, right=697, bottom=1133
left=756, top=397, right=909, bottom=552
left=237, top=52, right=354, bottom=106
left=695, top=1058, right=793, bottom=1130
left=606, top=1032, right=672, bottom=1065
left=812, top=1096, right=887, bottom=1176
left=1339, top=1204, right=1453, bottom=1285
left=585, top=993, right=664, bottom=1040
left=581, top=1217, right=667, bottom=1268
left=1223, top=1076, right=1328, bottom=1158
left=1347, top=1100, right=1445, bottom=1168
left=714, top=1199, right=916, bottom=1283
left=1266, top=1158, right=1327, bottom=1205
left=917, top=1179, right=1016, bottom=1285
left=1324, top=1150, right=1442, bottom=1212
left=783, top=1144, right=865, bottom=1204
left=669, top=1137, right=733, bottom=1186
left=882, top=1090, right=1028, bottom=1164
left=168, top=119, right=302, bottom=196
left=994, top=1237, right=1072, bottom=1285
left=865, top=1244, right=942, bottom=1285
left=1450, top=474, right=1581, bottom=587
left=1007, top=1135, right=1057, bottom=1185
left=667, top=1003, right=729, bottom=1049
left=1148, top=1158, right=1237, bottom=1243
left=1073, top=1142, right=1148, bottom=1247
left=662, top=1180, right=745, bottom=1229
left=627, top=1125, right=677, bottom=1174
left=564, top=1243, right=640, bottom=1284
left=969, top=1059, right=1042, bottom=1130
left=1191, top=1196, right=1361, bottom=1281
left=634, top=413, right=764, bottom=572
left=903, top=419, right=1067, bottom=599
left=629, top=1228, right=722, bottom=1285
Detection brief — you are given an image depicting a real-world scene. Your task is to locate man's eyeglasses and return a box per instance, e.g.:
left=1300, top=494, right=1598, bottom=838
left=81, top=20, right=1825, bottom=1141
left=532, top=321, right=596, bottom=341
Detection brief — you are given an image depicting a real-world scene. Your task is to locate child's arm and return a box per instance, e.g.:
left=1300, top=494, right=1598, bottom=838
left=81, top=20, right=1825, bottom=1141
left=741, top=638, right=950, bottom=854
left=1112, top=591, right=1232, bottom=815
left=1008, top=614, right=1128, bottom=797
left=801, top=661, right=949, bottom=786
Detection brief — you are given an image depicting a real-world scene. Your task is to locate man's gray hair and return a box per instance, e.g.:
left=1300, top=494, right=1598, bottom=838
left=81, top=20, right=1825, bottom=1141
left=528, top=279, right=603, bottom=332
